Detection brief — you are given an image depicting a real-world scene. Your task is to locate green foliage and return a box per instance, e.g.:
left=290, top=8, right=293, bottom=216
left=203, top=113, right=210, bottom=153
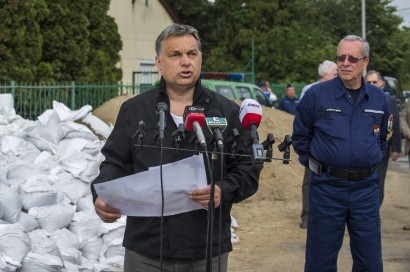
left=165, top=0, right=410, bottom=87
left=0, top=0, right=122, bottom=83
left=0, top=0, right=42, bottom=82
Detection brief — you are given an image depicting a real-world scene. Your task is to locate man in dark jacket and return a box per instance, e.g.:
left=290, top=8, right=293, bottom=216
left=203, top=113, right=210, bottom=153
left=91, top=24, right=262, bottom=272
left=365, top=70, right=401, bottom=208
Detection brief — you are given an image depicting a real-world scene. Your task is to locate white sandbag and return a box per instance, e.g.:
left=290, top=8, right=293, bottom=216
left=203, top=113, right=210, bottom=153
left=63, top=154, right=101, bottom=182
left=0, top=201, right=3, bottom=219
left=99, top=216, right=126, bottom=242
left=28, top=229, right=61, bottom=256
left=53, top=175, right=91, bottom=205
left=60, top=121, right=99, bottom=142
left=49, top=228, right=80, bottom=250
left=53, top=101, right=92, bottom=123
left=28, top=202, right=76, bottom=232
left=60, top=247, right=82, bottom=265
left=81, top=113, right=113, bottom=140
left=94, top=255, right=124, bottom=272
left=0, top=116, right=34, bottom=136
left=0, top=252, right=21, bottom=272
left=18, top=175, right=61, bottom=210
left=33, top=151, right=59, bottom=170
left=22, top=124, right=65, bottom=153
left=0, top=183, right=22, bottom=223
left=0, top=94, right=16, bottom=124
left=76, top=194, right=94, bottom=212
left=0, top=224, right=31, bottom=266
left=1, top=135, right=40, bottom=158
left=68, top=210, right=101, bottom=247
left=62, top=260, right=80, bottom=272
left=78, top=256, right=94, bottom=272
left=19, top=251, right=63, bottom=272
left=6, top=159, right=47, bottom=185
left=80, top=236, right=103, bottom=262
left=100, top=237, right=124, bottom=260
left=16, top=212, right=39, bottom=232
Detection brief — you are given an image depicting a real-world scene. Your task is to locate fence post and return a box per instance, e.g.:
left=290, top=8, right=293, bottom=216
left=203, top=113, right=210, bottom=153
left=11, top=81, right=15, bottom=97
left=71, top=81, right=75, bottom=110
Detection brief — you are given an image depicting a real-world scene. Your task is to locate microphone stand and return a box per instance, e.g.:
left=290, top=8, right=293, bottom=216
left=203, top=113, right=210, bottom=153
left=262, top=133, right=275, bottom=162
left=172, top=123, right=185, bottom=154
left=278, top=135, right=292, bottom=164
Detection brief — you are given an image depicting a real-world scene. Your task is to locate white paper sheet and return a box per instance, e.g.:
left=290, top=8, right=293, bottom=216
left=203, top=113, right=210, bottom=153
left=94, top=155, right=208, bottom=217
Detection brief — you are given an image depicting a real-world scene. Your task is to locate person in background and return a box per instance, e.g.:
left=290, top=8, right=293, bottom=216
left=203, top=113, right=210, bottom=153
left=91, top=24, right=262, bottom=272
left=299, top=60, right=338, bottom=100
left=258, top=80, right=278, bottom=102
left=400, top=97, right=410, bottom=230
left=365, top=70, right=401, bottom=208
left=277, top=84, right=299, bottom=115
left=292, top=35, right=390, bottom=271
left=298, top=60, right=338, bottom=228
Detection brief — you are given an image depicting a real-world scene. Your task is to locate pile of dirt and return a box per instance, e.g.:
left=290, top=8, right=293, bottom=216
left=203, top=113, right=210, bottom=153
left=92, top=94, right=135, bottom=125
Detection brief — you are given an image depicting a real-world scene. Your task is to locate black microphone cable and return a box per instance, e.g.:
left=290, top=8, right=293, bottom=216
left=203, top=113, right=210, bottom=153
left=159, top=139, right=165, bottom=272
left=216, top=144, right=224, bottom=272
left=156, top=101, right=167, bottom=272
left=203, top=146, right=215, bottom=272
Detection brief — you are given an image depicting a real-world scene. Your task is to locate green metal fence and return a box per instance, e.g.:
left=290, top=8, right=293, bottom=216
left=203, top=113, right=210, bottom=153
left=0, top=81, right=143, bottom=120
left=0, top=80, right=308, bottom=121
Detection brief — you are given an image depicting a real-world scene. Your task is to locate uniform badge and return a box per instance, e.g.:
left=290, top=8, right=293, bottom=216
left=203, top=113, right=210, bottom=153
left=387, top=131, right=393, bottom=141
left=373, top=124, right=380, bottom=136
left=387, top=114, right=393, bottom=132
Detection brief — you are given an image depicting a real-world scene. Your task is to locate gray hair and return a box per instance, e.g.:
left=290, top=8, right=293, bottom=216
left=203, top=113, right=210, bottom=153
left=337, top=35, right=370, bottom=58
left=318, top=60, right=337, bottom=78
left=365, top=70, right=382, bottom=81
left=155, top=24, right=201, bottom=56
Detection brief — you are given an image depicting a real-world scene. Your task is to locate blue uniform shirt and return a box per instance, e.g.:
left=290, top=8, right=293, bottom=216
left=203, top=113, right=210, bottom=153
left=292, top=76, right=391, bottom=170
left=278, top=96, right=299, bottom=115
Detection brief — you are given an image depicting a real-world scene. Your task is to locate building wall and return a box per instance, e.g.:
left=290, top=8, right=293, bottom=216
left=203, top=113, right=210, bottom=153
left=108, top=0, right=175, bottom=84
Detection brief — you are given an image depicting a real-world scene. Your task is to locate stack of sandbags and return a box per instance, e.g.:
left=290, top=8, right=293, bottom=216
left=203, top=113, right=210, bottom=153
left=0, top=93, right=125, bottom=271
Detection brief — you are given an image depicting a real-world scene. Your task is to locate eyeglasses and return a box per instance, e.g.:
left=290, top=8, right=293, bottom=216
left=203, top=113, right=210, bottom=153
left=367, top=81, right=378, bottom=85
left=336, top=55, right=367, bottom=63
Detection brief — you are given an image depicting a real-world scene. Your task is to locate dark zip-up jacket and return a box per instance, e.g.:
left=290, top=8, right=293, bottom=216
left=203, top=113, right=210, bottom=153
left=91, top=78, right=262, bottom=258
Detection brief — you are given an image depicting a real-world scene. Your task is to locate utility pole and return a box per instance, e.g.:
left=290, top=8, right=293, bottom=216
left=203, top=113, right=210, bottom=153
left=362, top=0, right=367, bottom=75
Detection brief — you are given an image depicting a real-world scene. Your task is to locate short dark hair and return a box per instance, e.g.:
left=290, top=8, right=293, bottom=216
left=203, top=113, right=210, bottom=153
left=155, top=24, right=201, bottom=56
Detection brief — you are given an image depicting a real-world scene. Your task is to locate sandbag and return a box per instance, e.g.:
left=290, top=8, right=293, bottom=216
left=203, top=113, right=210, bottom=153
left=0, top=183, right=22, bottom=223
left=28, top=202, right=76, bottom=232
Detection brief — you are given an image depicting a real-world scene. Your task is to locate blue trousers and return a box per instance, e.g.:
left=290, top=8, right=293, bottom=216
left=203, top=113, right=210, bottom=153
left=305, top=171, right=383, bottom=272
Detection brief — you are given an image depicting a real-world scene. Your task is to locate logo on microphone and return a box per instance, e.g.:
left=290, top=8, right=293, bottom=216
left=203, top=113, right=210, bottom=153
left=247, top=103, right=260, bottom=108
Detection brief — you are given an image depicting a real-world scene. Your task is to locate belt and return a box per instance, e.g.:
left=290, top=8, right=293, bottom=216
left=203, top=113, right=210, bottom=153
left=322, top=164, right=377, bottom=180
left=308, top=157, right=377, bottom=180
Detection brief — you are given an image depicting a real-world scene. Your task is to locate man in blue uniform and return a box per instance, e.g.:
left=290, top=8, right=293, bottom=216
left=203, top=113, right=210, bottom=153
left=292, top=35, right=391, bottom=271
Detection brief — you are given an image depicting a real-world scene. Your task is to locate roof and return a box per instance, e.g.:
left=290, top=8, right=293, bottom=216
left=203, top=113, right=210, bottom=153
left=158, top=0, right=181, bottom=24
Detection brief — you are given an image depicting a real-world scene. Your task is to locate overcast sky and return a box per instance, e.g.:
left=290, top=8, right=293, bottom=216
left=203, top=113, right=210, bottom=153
left=390, top=0, right=410, bottom=27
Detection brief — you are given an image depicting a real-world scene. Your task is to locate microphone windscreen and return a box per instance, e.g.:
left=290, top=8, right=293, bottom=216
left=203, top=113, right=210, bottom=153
left=239, top=99, right=262, bottom=129
left=183, top=106, right=206, bottom=132
left=156, top=102, right=168, bottom=113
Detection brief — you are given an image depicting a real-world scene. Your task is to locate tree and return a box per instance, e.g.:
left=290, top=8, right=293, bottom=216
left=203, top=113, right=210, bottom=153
left=0, top=0, right=43, bottom=82
left=0, top=0, right=122, bottom=83
left=166, top=0, right=410, bottom=86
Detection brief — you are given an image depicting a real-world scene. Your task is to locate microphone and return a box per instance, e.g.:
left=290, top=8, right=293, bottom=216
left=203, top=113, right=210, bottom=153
left=206, top=109, right=227, bottom=151
left=183, top=106, right=207, bottom=149
left=239, top=99, right=265, bottom=164
left=156, top=102, right=168, bottom=143
left=172, top=123, right=185, bottom=154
